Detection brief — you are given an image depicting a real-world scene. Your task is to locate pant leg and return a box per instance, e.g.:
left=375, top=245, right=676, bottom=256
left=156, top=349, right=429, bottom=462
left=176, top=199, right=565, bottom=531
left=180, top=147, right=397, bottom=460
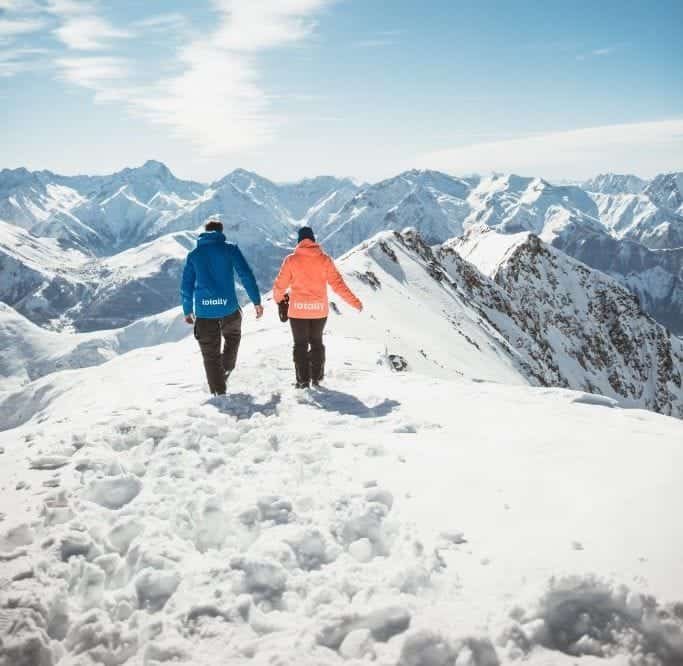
left=220, top=309, right=242, bottom=375
left=309, top=317, right=327, bottom=382
left=194, top=318, right=224, bottom=394
left=290, top=318, right=311, bottom=385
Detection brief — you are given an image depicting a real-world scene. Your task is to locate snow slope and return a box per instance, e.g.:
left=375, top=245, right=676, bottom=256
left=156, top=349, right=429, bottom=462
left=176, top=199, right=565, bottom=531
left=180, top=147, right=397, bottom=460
left=0, top=296, right=682, bottom=665
left=0, top=303, right=190, bottom=391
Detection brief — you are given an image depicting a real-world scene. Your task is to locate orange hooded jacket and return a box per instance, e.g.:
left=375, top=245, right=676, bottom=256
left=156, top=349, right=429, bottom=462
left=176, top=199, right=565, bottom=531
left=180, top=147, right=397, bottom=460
left=273, top=239, right=362, bottom=318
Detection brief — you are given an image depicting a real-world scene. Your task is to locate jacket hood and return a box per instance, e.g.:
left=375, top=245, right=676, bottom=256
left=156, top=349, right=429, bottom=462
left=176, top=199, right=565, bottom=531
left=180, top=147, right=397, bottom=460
left=197, top=231, right=226, bottom=246
left=294, top=239, right=323, bottom=256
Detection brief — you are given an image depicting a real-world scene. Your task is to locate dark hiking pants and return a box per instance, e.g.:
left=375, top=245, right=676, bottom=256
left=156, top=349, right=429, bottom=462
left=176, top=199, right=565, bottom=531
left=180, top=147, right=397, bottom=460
left=289, top=317, right=327, bottom=385
left=194, top=310, right=242, bottom=395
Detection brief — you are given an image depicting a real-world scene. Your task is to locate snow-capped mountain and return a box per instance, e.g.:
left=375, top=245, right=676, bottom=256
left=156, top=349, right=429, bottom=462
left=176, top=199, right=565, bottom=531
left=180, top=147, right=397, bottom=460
left=445, top=225, right=683, bottom=417
left=332, top=226, right=683, bottom=417
left=0, top=303, right=189, bottom=391
left=547, top=225, right=683, bottom=335
left=645, top=172, right=683, bottom=215
left=0, top=162, right=357, bottom=257
left=1, top=233, right=682, bottom=665
left=0, top=221, right=196, bottom=330
left=582, top=173, right=647, bottom=195
left=318, top=170, right=473, bottom=256
left=2, top=162, right=683, bottom=335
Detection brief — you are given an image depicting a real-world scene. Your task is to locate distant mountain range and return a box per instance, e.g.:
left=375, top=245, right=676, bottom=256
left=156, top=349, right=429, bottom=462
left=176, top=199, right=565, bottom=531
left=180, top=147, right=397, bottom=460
left=0, top=161, right=682, bottom=334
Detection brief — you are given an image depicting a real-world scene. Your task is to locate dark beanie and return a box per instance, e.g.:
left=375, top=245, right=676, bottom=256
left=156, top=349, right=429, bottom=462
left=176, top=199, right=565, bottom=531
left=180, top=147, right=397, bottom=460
left=298, top=226, right=316, bottom=243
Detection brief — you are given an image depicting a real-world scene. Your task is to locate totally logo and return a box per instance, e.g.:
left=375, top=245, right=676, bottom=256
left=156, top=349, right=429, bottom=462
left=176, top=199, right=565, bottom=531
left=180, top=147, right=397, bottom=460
left=201, top=298, right=229, bottom=306
left=293, top=302, right=324, bottom=310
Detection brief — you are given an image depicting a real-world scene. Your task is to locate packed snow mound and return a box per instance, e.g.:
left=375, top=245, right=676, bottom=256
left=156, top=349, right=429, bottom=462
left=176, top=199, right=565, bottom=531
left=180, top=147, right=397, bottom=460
left=0, top=307, right=682, bottom=665
left=0, top=302, right=190, bottom=390
left=443, top=226, right=683, bottom=417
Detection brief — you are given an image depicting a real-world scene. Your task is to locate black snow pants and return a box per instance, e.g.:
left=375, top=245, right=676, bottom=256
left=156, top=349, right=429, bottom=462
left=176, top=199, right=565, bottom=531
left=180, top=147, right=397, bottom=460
left=289, top=317, right=327, bottom=386
left=194, top=310, right=242, bottom=395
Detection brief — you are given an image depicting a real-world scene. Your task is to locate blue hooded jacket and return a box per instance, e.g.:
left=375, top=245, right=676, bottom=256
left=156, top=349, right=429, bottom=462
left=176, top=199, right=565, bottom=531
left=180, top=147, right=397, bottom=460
left=180, top=231, right=261, bottom=319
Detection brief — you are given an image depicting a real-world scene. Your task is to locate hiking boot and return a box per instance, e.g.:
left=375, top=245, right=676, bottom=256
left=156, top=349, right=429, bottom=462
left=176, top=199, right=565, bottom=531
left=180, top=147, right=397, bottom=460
left=295, top=381, right=310, bottom=389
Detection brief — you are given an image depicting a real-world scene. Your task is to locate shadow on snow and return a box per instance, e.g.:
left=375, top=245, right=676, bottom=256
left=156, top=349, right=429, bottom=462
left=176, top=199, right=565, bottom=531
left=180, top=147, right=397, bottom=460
left=206, top=392, right=282, bottom=420
left=309, top=388, right=400, bottom=419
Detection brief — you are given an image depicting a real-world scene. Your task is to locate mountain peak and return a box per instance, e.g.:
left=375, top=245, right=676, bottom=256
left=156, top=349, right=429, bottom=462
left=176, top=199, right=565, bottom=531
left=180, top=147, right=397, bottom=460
left=138, top=160, right=173, bottom=178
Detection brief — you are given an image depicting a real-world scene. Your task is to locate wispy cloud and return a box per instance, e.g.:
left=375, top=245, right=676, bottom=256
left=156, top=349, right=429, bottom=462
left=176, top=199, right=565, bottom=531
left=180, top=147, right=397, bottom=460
left=0, top=45, right=46, bottom=76
left=0, top=0, right=43, bottom=11
left=3, top=0, right=336, bottom=155
left=133, top=12, right=187, bottom=32
left=56, top=55, right=130, bottom=100
left=416, top=119, right=683, bottom=180
left=53, top=15, right=130, bottom=50
left=46, top=1, right=131, bottom=51
left=0, top=16, right=45, bottom=37
left=132, top=0, right=337, bottom=155
left=576, top=45, right=618, bottom=61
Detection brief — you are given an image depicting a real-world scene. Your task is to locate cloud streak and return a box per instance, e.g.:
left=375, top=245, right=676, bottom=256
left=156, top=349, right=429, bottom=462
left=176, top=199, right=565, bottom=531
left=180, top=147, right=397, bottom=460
left=416, top=119, right=683, bottom=180
left=46, top=1, right=131, bottom=50
left=0, top=17, right=45, bottom=37
left=133, top=0, right=336, bottom=155
left=53, top=15, right=130, bottom=50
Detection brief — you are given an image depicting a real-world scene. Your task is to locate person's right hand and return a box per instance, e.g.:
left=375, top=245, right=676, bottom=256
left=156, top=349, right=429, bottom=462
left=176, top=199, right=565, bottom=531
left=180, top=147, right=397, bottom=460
left=357, top=303, right=364, bottom=312
left=255, top=304, right=264, bottom=319
left=184, top=313, right=195, bottom=324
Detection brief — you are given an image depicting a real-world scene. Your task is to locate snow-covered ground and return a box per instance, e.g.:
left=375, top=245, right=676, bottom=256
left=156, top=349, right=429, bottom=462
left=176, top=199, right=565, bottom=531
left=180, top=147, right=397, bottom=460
left=1, top=302, right=682, bottom=665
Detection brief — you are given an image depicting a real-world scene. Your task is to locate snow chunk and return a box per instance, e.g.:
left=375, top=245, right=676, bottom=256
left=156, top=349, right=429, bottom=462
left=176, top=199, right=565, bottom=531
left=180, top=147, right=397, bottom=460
left=501, top=575, right=683, bottom=663
left=82, top=475, right=142, bottom=510
left=257, top=495, right=293, bottom=524
left=134, top=567, right=181, bottom=611
left=0, top=607, right=53, bottom=666
left=400, top=629, right=457, bottom=666
left=349, top=538, right=374, bottom=563
left=29, top=455, right=70, bottom=470
left=317, top=605, right=411, bottom=649
left=230, top=556, right=287, bottom=599
left=340, top=628, right=374, bottom=659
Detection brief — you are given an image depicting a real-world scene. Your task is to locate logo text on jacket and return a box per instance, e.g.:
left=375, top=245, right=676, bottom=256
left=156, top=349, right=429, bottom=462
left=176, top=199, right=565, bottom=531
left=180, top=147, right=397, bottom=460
left=292, top=302, right=324, bottom=310
left=201, top=298, right=229, bottom=306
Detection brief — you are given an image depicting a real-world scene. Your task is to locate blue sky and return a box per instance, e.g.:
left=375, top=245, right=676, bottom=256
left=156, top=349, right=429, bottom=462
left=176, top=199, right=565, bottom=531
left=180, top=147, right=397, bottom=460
left=2, top=0, right=682, bottom=182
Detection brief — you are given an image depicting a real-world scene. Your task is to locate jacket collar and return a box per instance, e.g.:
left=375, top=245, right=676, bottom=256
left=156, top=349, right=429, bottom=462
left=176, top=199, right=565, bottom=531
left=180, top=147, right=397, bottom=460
left=197, top=231, right=226, bottom=246
left=295, top=239, right=322, bottom=255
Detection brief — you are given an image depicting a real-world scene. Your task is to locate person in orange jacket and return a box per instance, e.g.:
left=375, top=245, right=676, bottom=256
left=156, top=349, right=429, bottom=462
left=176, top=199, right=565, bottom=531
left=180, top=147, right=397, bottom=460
left=273, top=227, right=363, bottom=388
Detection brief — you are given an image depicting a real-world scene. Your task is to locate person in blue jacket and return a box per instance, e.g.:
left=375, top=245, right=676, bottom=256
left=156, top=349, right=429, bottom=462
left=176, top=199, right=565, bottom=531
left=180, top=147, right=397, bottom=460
left=181, top=219, right=263, bottom=395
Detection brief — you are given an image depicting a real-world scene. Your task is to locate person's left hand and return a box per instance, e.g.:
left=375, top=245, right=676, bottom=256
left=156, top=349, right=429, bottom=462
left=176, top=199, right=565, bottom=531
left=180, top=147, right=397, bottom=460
left=184, top=313, right=195, bottom=324
left=255, top=304, right=264, bottom=319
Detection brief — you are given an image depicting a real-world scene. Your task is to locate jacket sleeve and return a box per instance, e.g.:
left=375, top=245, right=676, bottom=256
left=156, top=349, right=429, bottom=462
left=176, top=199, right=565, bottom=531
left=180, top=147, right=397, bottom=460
left=326, top=256, right=362, bottom=310
left=272, top=256, right=292, bottom=304
left=180, top=255, right=196, bottom=316
left=232, top=245, right=262, bottom=306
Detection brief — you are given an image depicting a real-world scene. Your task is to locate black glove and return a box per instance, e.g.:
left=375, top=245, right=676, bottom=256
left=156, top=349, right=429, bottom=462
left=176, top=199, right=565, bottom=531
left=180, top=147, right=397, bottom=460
left=278, top=293, right=290, bottom=323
